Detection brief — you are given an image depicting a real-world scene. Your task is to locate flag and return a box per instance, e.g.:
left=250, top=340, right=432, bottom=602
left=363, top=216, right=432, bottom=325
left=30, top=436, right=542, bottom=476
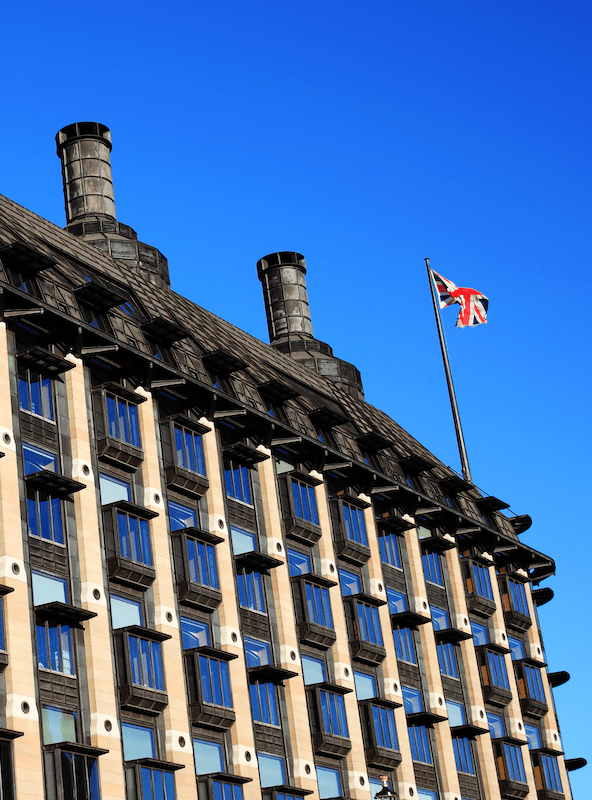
left=431, top=270, right=488, bottom=327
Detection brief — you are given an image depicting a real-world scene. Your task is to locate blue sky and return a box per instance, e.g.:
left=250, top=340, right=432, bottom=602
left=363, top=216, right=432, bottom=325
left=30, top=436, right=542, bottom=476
left=2, top=0, right=590, bottom=794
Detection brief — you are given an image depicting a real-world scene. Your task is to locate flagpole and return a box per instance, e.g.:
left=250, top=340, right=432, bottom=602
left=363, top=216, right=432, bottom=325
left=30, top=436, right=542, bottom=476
left=425, top=258, right=473, bottom=483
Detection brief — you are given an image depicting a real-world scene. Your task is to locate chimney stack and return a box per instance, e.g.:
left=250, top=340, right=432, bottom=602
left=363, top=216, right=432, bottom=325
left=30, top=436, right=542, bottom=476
left=56, top=122, right=116, bottom=224
left=257, top=251, right=364, bottom=399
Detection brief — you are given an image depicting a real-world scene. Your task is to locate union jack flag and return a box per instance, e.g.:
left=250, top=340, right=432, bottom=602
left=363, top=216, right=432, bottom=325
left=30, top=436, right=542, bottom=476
left=431, top=270, right=488, bottom=327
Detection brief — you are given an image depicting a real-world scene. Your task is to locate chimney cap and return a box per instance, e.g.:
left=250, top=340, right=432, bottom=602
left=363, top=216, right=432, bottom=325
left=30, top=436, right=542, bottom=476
left=56, top=122, right=112, bottom=156
left=257, top=251, right=306, bottom=277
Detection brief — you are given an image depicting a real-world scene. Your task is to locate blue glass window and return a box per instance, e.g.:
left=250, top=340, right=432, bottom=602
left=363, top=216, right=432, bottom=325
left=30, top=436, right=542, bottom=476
left=437, top=642, right=458, bottom=678
left=19, top=369, right=54, bottom=420
left=291, top=479, right=319, bottom=524
left=378, top=532, right=402, bottom=568
left=422, top=551, right=443, bottom=586
left=339, top=569, right=361, bottom=596
left=504, top=743, right=527, bottom=783
left=37, top=618, right=73, bottom=675
left=117, top=512, right=153, bottom=566
left=525, top=724, right=541, bottom=749
left=486, top=712, right=505, bottom=739
left=488, top=651, right=510, bottom=690
left=371, top=705, right=399, bottom=750
left=212, top=781, right=243, bottom=800
left=446, top=701, right=465, bottom=727
left=32, top=571, right=68, bottom=604
left=471, top=562, right=494, bottom=600
left=319, top=690, right=349, bottom=737
left=393, top=628, right=416, bottom=664
left=23, top=442, right=58, bottom=474
left=524, top=665, right=546, bottom=702
left=250, top=682, right=278, bottom=724
left=199, top=655, right=232, bottom=708
left=174, top=425, right=206, bottom=476
left=453, top=737, right=475, bottom=774
left=168, top=500, right=197, bottom=532
left=342, top=502, right=367, bottom=545
left=193, top=738, right=223, bottom=775
left=224, top=461, right=252, bottom=505
left=61, top=752, right=100, bottom=800
left=99, top=473, right=131, bottom=505
left=122, top=723, right=155, bottom=760
left=129, top=636, right=165, bottom=691
left=230, top=526, right=257, bottom=555
left=186, top=537, right=219, bottom=588
left=417, top=792, right=438, bottom=800
left=287, top=548, right=312, bottom=576
left=0, top=599, right=5, bottom=652
left=140, top=766, right=177, bottom=800
left=471, top=621, right=489, bottom=645
left=237, top=569, right=266, bottom=612
left=508, top=636, right=526, bottom=660
left=42, top=706, right=77, bottom=744
left=354, top=671, right=376, bottom=700
left=402, top=686, right=423, bottom=713
left=304, top=582, right=333, bottom=628
left=408, top=725, right=431, bottom=763
left=27, top=490, right=63, bottom=543
left=508, top=579, right=529, bottom=616
left=244, top=637, right=271, bottom=667
left=540, top=755, right=563, bottom=793
left=302, top=655, right=326, bottom=685
left=430, top=606, right=450, bottom=631
left=111, top=595, right=143, bottom=629
left=356, top=602, right=383, bottom=645
left=386, top=588, right=407, bottom=613
left=180, top=616, right=210, bottom=650
left=317, top=766, right=342, bottom=799
left=258, top=753, right=285, bottom=788
left=106, top=393, right=141, bottom=447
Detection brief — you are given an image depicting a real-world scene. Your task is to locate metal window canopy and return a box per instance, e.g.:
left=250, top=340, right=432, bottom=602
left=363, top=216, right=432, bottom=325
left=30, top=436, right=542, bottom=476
left=202, top=349, right=247, bottom=374
left=95, top=381, right=148, bottom=404
left=350, top=592, right=387, bottom=608
left=103, top=500, right=159, bottom=521
left=390, top=610, right=431, bottom=629
left=434, top=627, right=472, bottom=644
left=142, top=316, right=190, bottom=344
left=307, top=681, right=353, bottom=695
left=476, top=495, right=510, bottom=513
left=360, top=696, right=403, bottom=710
left=73, top=275, right=128, bottom=310
left=234, top=551, right=283, bottom=572
left=449, top=723, right=489, bottom=738
left=34, top=602, right=97, bottom=626
left=356, top=431, right=393, bottom=453
left=375, top=512, right=415, bottom=533
left=201, top=773, right=252, bottom=784
left=263, top=786, right=313, bottom=798
left=258, top=378, right=301, bottom=404
left=222, top=441, right=270, bottom=465
left=162, top=413, right=211, bottom=435
left=406, top=710, right=448, bottom=726
left=189, top=645, right=238, bottom=662
left=25, top=470, right=86, bottom=497
left=171, top=527, right=224, bottom=546
left=309, top=406, right=348, bottom=429
left=17, top=346, right=76, bottom=376
left=44, top=741, right=109, bottom=757
left=0, top=728, right=24, bottom=741
left=331, top=488, right=371, bottom=510
left=509, top=514, right=532, bottom=535
left=531, top=587, right=554, bottom=607
left=439, top=475, right=474, bottom=495
left=1, top=242, right=55, bottom=273
left=398, top=454, right=434, bottom=475
left=295, top=573, right=337, bottom=590
left=548, top=670, right=570, bottom=688
left=247, top=664, right=298, bottom=684
left=118, top=625, right=172, bottom=643
left=565, top=757, right=587, bottom=772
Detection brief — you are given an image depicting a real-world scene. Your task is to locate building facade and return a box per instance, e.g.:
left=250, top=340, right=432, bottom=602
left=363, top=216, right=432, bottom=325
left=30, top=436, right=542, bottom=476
left=0, top=122, right=582, bottom=800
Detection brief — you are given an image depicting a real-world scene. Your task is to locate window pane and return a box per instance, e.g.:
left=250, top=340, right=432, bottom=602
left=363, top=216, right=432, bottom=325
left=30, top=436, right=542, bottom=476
left=430, top=606, right=450, bottom=631
left=122, top=723, right=155, bottom=760
left=525, top=724, right=542, bottom=749
left=231, top=526, right=256, bottom=555
left=486, top=712, right=505, bottom=738
left=471, top=621, right=488, bottom=645
left=354, top=671, right=376, bottom=700
left=110, top=594, right=143, bottom=628
left=386, top=588, right=407, bottom=613
left=193, top=738, right=223, bottom=775
left=446, top=700, right=465, bottom=727
left=338, top=569, right=361, bottom=596
left=99, top=473, right=131, bottom=505
left=302, top=655, right=326, bottom=685
left=23, top=443, right=57, bottom=475
left=180, top=617, right=210, bottom=649
left=169, top=500, right=197, bottom=531
left=317, top=766, right=342, bottom=799
left=258, top=753, right=285, bottom=788
left=42, top=706, right=77, bottom=744
left=287, top=548, right=312, bottom=576
left=508, top=636, right=526, bottom=661
left=244, top=637, right=271, bottom=667
left=32, top=571, right=67, bottom=605
left=402, top=685, right=423, bottom=713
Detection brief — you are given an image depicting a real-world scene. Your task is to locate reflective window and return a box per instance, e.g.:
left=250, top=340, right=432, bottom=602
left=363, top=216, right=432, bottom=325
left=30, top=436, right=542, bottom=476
left=117, top=512, right=153, bottom=566
left=302, top=655, right=326, bottom=685
left=504, top=743, right=527, bottom=783
left=437, top=642, right=458, bottom=678
left=317, top=766, right=342, bottom=799
left=193, top=738, right=223, bottom=775
left=393, top=628, right=416, bottom=664
left=180, top=616, right=210, bottom=650
left=471, top=621, right=489, bottom=645
left=408, top=725, right=431, bottom=763
left=168, top=500, right=197, bottom=532
left=106, top=393, right=141, bottom=448
left=199, top=655, right=232, bottom=708
left=303, top=581, right=333, bottom=628
left=378, top=532, right=401, bottom=568
left=27, top=490, right=63, bottom=543
left=250, top=681, right=279, bottom=725
left=339, top=569, right=361, bottom=596
left=244, top=637, right=271, bottom=667
left=525, top=724, right=541, bottom=749
left=386, top=588, right=407, bottom=614
left=23, top=442, right=58, bottom=474
left=319, top=690, right=348, bottom=737
left=453, top=737, right=475, bottom=774
left=540, top=755, right=563, bottom=793
left=446, top=700, right=465, bottom=727
left=508, top=579, right=529, bottom=616
left=42, top=706, right=77, bottom=744
left=99, top=473, right=131, bottom=505
left=111, top=595, right=143, bottom=629
left=471, top=562, right=494, bottom=600
left=488, top=651, right=510, bottom=689
left=212, top=781, right=243, bottom=800
left=186, top=537, right=219, bottom=589
left=342, top=502, right=367, bottom=545
left=224, top=460, right=252, bottom=505
left=524, top=665, right=546, bottom=702
left=19, top=368, right=54, bottom=420
left=139, top=765, right=177, bottom=800
left=354, top=671, right=376, bottom=700
left=430, top=606, right=450, bottom=631
left=32, top=571, right=68, bottom=605
left=237, top=570, right=266, bottom=612
left=371, top=705, right=399, bottom=750
left=486, top=712, right=505, bottom=739
left=402, top=685, right=423, bottom=713
left=129, top=636, right=165, bottom=690
left=37, top=617, right=73, bottom=675
left=291, top=480, right=319, bottom=525
left=356, top=602, right=383, bottom=645
left=174, top=425, right=206, bottom=476
left=231, top=526, right=257, bottom=555
left=258, top=753, right=285, bottom=788
left=422, top=551, right=443, bottom=585
left=508, top=636, right=526, bottom=661
left=286, top=548, right=312, bottom=576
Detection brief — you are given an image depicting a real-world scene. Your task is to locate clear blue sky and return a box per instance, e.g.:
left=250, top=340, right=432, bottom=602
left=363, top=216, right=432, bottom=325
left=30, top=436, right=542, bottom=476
left=2, top=0, right=590, bottom=794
